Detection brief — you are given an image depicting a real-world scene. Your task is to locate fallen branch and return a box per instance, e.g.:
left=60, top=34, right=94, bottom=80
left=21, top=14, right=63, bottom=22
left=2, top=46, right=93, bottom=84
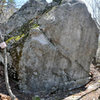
left=77, top=86, right=100, bottom=100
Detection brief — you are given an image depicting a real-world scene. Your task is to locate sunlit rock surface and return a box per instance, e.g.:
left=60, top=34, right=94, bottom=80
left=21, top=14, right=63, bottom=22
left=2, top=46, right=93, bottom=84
left=0, top=0, right=99, bottom=95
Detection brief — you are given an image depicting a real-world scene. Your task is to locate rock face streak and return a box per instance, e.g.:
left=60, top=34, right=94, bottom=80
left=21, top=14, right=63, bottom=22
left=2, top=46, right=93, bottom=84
left=0, top=0, right=99, bottom=94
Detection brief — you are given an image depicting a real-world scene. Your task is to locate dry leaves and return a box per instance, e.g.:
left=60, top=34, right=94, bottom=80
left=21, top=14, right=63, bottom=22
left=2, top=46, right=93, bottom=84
left=0, top=93, right=18, bottom=100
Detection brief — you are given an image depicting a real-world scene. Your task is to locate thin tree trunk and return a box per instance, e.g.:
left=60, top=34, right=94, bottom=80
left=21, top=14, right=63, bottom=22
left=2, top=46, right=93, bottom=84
left=4, top=48, right=17, bottom=100
left=0, top=34, right=17, bottom=100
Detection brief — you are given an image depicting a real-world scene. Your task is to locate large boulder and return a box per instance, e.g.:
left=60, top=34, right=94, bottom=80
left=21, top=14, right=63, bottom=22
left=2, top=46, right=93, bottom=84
left=0, top=0, right=99, bottom=95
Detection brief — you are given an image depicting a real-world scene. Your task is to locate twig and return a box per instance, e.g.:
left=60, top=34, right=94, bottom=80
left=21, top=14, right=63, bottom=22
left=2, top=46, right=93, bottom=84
left=77, top=86, right=100, bottom=100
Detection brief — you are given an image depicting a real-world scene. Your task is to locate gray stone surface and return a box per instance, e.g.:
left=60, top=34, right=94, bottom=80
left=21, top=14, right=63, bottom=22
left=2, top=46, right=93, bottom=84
left=95, top=48, right=100, bottom=64
left=95, top=36, right=100, bottom=64
left=0, top=0, right=99, bottom=95
left=0, top=6, right=16, bottom=24
left=3, top=0, right=48, bottom=35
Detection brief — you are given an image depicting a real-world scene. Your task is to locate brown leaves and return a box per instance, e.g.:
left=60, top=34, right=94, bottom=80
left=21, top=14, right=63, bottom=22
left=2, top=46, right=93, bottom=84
left=0, top=93, right=18, bottom=100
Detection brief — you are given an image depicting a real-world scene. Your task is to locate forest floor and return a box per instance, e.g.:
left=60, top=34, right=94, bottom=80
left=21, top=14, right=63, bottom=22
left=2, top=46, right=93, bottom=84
left=64, top=64, right=100, bottom=100
left=0, top=64, right=99, bottom=100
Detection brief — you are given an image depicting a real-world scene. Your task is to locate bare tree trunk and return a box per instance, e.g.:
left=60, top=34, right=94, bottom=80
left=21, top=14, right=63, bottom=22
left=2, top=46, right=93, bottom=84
left=4, top=48, right=17, bottom=100
left=0, top=34, right=17, bottom=100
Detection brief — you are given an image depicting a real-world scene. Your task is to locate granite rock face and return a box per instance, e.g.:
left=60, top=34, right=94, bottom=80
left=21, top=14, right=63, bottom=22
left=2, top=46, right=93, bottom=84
left=0, top=6, right=16, bottom=24
left=94, top=37, right=100, bottom=64
left=0, top=0, right=99, bottom=95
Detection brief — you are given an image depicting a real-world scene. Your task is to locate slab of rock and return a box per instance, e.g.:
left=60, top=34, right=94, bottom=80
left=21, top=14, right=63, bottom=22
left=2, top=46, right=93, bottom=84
left=0, top=0, right=99, bottom=95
